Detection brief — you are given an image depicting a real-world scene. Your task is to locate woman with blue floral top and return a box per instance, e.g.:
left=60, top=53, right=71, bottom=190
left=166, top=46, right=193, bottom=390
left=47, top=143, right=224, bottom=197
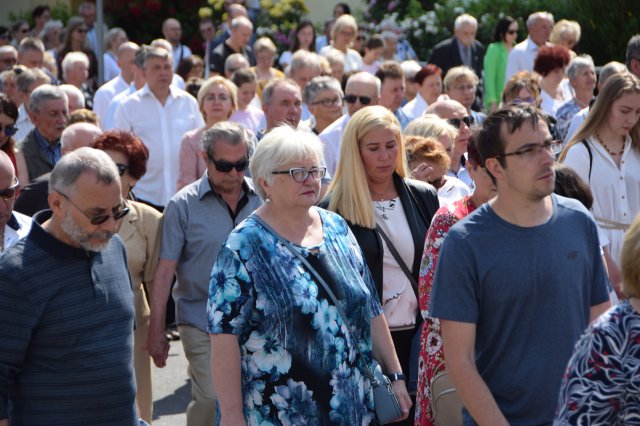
left=207, top=126, right=411, bottom=425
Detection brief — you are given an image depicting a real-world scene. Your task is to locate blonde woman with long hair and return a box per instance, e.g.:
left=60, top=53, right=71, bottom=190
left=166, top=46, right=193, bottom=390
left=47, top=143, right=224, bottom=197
left=560, top=72, right=640, bottom=293
left=322, top=105, right=439, bottom=425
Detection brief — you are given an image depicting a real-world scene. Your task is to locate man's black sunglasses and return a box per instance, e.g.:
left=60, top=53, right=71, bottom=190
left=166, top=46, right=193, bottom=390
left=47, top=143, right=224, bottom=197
left=208, top=154, right=249, bottom=173
left=344, top=94, right=372, bottom=105
left=447, top=116, right=474, bottom=129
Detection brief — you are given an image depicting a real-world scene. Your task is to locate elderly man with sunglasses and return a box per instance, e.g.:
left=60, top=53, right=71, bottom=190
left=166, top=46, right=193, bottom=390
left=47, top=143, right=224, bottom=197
left=0, top=151, right=30, bottom=254
left=0, top=147, right=140, bottom=425
left=319, top=71, right=380, bottom=176
left=148, top=121, right=261, bottom=426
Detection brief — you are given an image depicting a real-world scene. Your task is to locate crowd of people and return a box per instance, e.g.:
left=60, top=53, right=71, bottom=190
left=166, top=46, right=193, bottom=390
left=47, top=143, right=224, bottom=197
left=1, top=1, right=640, bottom=425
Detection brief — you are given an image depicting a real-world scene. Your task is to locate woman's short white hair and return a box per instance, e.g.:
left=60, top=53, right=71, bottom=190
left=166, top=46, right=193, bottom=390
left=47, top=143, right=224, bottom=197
left=566, top=54, right=595, bottom=81
left=250, top=125, right=324, bottom=200
left=61, top=51, right=90, bottom=80
left=404, top=114, right=458, bottom=142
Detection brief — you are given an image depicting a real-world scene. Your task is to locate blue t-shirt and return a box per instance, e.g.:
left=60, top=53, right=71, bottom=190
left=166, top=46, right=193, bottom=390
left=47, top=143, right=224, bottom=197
left=430, top=194, right=609, bottom=426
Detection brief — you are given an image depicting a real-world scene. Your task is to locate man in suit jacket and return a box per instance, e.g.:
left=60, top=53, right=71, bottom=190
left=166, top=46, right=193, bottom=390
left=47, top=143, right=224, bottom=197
left=429, top=14, right=485, bottom=109
left=19, top=84, right=68, bottom=182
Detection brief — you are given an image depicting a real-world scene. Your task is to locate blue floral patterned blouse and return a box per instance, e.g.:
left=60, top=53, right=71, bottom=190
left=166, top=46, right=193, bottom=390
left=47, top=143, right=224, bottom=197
left=555, top=300, right=640, bottom=425
left=207, top=208, right=383, bottom=425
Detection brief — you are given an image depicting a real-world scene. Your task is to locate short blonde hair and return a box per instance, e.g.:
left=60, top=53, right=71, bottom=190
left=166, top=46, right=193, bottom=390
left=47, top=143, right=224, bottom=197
left=250, top=125, right=324, bottom=200
left=404, top=114, right=457, bottom=142
left=326, top=105, right=407, bottom=228
left=443, top=66, right=479, bottom=92
left=622, top=213, right=640, bottom=297
left=330, top=14, right=358, bottom=41
left=550, top=19, right=581, bottom=46
left=253, top=37, right=277, bottom=55
left=197, top=76, right=238, bottom=120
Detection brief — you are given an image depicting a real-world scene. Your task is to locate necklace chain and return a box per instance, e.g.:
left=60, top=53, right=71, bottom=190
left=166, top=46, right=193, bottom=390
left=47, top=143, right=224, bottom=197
left=597, top=134, right=625, bottom=156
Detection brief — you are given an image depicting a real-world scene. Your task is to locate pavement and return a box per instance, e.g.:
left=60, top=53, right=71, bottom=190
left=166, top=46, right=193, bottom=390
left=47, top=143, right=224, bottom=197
left=151, top=339, right=190, bottom=425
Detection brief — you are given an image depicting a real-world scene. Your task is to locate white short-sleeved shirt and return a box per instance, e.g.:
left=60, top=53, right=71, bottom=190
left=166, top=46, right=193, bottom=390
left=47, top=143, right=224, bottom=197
left=114, top=85, right=205, bottom=206
left=319, top=114, right=350, bottom=176
left=563, top=135, right=640, bottom=266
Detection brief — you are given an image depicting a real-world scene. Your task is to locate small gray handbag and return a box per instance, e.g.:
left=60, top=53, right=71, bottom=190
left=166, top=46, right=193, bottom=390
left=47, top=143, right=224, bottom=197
left=253, top=215, right=403, bottom=425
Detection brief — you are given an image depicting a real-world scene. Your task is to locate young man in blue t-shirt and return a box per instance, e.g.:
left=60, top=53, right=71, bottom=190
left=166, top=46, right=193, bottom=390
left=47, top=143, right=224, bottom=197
left=430, top=105, right=610, bottom=426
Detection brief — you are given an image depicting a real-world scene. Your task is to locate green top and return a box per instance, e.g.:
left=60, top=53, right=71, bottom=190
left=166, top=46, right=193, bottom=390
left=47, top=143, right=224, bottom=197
left=483, top=41, right=509, bottom=110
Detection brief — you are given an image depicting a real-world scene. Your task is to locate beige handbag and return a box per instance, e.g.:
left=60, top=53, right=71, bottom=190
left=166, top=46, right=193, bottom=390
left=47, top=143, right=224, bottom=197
left=430, top=362, right=463, bottom=426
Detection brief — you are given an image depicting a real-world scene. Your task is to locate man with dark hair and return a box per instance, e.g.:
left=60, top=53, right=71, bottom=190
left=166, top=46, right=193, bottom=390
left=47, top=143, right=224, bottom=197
left=429, top=105, right=610, bottom=426
left=376, top=61, right=411, bottom=129
left=0, top=147, right=137, bottom=425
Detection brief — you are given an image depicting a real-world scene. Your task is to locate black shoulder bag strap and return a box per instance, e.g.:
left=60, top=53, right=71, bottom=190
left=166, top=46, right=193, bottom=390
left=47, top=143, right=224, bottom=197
left=375, top=225, right=418, bottom=296
left=581, top=139, right=593, bottom=182
left=251, top=214, right=380, bottom=384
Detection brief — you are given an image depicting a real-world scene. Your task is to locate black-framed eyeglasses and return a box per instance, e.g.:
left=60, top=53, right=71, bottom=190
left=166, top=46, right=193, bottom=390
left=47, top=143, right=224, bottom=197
left=0, top=177, right=19, bottom=201
left=0, top=123, right=18, bottom=137
left=311, top=96, right=342, bottom=107
left=344, top=94, right=372, bottom=105
left=495, top=139, right=563, bottom=161
left=272, top=166, right=326, bottom=182
left=58, top=192, right=129, bottom=225
left=115, top=163, right=128, bottom=176
left=207, top=154, right=249, bottom=173
left=447, top=116, right=474, bottom=129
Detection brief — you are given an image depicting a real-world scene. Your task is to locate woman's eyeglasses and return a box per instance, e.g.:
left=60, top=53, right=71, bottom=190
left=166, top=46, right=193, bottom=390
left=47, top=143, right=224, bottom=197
left=0, top=123, right=18, bottom=137
left=272, top=167, right=327, bottom=182
left=311, top=97, right=342, bottom=107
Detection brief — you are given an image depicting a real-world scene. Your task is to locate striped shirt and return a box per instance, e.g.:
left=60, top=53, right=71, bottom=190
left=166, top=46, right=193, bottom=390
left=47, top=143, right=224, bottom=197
left=0, top=210, right=137, bottom=425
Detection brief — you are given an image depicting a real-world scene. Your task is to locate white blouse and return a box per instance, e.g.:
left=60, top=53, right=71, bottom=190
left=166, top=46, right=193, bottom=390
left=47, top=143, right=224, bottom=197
left=373, top=197, right=418, bottom=329
left=320, top=45, right=363, bottom=73
left=563, top=135, right=640, bottom=266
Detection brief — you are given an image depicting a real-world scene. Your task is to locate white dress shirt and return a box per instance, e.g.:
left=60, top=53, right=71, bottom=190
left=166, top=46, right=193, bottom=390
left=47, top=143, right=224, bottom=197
left=14, top=104, right=34, bottom=144
left=2, top=211, right=31, bottom=255
left=319, top=114, right=350, bottom=176
left=505, top=37, right=551, bottom=84
left=320, top=45, right=363, bottom=73
left=172, top=44, right=192, bottom=71
left=93, top=75, right=129, bottom=126
left=401, top=92, right=428, bottom=121
left=563, top=135, right=640, bottom=266
left=103, top=51, right=120, bottom=82
left=114, top=85, right=204, bottom=206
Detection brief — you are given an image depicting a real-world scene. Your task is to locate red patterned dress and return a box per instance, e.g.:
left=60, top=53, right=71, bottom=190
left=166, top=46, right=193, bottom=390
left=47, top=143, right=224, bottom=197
left=414, top=196, right=477, bottom=426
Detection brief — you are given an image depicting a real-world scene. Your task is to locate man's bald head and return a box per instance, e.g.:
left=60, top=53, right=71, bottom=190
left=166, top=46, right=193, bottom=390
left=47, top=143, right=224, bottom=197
left=117, top=42, right=139, bottom=82
left=0, top=150, right=16, bottom=227
left=227, top=4, right=248, bottom=22
left=60, top=122, right=102, bottom=155
left=426, top=99, right=467, bottom=119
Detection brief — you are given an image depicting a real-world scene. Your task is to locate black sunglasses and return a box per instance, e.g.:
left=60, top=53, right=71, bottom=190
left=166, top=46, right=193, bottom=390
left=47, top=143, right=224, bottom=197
left=208, top=154, right=248, bottom=173
left=115, top=163, right=128, bottom=176
left=0, top=177, right=19, bottom=200
left=59, top=192, right=130, bottom=225
left=447, top=116, right=474, bottom=129
left=0, top=123, right=18, bottom=137
left=344, top=94, right=372, bottom=105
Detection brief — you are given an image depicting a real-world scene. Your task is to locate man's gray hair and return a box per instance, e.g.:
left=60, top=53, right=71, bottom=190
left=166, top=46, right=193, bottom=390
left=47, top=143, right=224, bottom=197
left=225, top=53, right=249, bottom=75
left=288, top=51, right=321, bottom=78
left=60, top=122, right=101, bottom=152
left=345, top=72, right=381, bottom=97
left=134, top=45, right=152, bottom=68
left=140, top=45, right=170, bottom=69
left=303, top=76, right=343, bottom=105
left=380, top=30, right=398, bottom=43
left=626, top=34, right=640, bottom=69
left=39, top=20, right=63, bottom=40
left=59, top=84, right=86, bottom=110
left=566, top=55, right=595, bottom=81
left=262, top=78, right=300, bottom=106
left=17, top=67, right=50, bottom=94
left=454, top=14, right=478, bottom=31
left=18, top=37, right=45, bottom=54
left=30, top=84, right=67, bottom=114
left=49, top=147, right=119, bottom=195
left=527, top=11, right=554, bottom=29
left=599, top=61, right=629, bottom=86
left=201, top=121, right=253, bottom=159
left=249, top=125, right=323, bottom=200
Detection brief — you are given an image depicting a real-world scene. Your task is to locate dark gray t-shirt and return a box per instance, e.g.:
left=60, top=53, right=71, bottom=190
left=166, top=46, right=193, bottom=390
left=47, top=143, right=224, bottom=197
left=430, top=194, right=609, bottom=426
